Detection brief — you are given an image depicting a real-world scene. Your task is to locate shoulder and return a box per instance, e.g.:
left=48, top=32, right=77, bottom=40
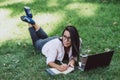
left=48, top=37, right=62, bottom=44
left=42, top=37, right=63, bottom=54
left=43, top=37, right=62, bottom=48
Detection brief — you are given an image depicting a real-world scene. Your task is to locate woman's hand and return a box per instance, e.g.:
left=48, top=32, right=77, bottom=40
left=68, top=59, right=75, bottom=68
left=48, top=62, right=68, bottom=72
left=57, top=64, right=69, bottom=72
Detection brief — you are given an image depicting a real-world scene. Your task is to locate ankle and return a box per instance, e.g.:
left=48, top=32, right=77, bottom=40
left=28, top=24, right=32, bottom=27
left=32, top=24, right=40, bottom=31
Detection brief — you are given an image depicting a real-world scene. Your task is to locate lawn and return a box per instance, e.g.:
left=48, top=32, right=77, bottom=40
left=0, top=0, right=120, bottom=80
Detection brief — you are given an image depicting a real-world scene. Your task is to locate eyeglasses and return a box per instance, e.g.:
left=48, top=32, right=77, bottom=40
left=62, top=35, right=71, bottom=42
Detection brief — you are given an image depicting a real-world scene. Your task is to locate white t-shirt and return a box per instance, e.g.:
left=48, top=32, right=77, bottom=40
left=42, top=38, right=73, bottom=64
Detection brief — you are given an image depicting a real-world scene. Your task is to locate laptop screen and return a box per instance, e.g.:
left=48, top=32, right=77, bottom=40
left=84, top=50, right=114, bottom=71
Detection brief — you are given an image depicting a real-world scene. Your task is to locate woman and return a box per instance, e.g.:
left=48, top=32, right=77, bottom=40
left=20, top=15, right=81, bottom=71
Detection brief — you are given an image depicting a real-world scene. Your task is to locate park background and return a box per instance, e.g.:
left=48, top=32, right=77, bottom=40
left=0, top=0, right=120, bottom=80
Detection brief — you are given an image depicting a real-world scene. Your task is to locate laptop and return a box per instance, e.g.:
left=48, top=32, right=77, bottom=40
left=78, top=50, right=114, bottom=71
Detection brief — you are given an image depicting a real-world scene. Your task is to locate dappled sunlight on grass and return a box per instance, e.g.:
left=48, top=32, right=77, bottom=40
left=47, top=0, right=59, bottom=7
left=65, top=3, right=99, bottom=17
left=0, top=1, right=99, bottom=43
left=0, top=8, right=65, bottom=43
left=0, top=8, right=28, bottom=42
left=0, top=2, right=99, bottom=43
left=34, top=11, right=65, bottom=34
left=0, top=0, right=34, bottom=6
left=0, top=1, right=99, bottom=44
left=0, top=9, right=11, bottom=20
left=0, top=0, right=120, bottom=79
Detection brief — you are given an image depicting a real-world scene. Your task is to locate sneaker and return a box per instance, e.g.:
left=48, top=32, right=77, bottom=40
left=20, top=16, right=35, bottom=25
left=24, top=6, right=33, bottom=18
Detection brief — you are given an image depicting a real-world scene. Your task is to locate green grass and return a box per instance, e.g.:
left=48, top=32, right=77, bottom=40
left=0, top=0, right=120, bottom=80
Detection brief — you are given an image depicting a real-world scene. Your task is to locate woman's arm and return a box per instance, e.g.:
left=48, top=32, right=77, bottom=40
left=68, top=58, right=75, bottom=67
left=48, top=62, right=68, bottom=72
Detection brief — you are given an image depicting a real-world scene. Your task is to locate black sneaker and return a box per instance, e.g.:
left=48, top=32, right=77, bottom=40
left=24, top=6, right=33, bottom=18
left=20, top=16, right=35, bottom=25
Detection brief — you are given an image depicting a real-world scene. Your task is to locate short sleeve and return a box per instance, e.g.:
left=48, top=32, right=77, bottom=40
left=46, top=48, right=58, bottom=64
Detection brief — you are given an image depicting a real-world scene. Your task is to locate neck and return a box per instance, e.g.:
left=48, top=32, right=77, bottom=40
left=64, top=46, right=71, bottom=54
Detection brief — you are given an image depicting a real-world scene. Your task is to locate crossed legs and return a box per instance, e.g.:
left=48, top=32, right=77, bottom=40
left=28, top=23, right=48, bottom=46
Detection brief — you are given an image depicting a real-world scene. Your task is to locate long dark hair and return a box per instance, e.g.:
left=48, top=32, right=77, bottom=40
left=62, top=25, right=81, bottom=64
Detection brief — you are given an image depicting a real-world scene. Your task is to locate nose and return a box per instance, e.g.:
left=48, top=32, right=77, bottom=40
left=65, top=38, right=70, bottom=42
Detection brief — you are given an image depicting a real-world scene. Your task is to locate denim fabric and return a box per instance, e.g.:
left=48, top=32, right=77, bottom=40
left=35, top=36, right=58, bottom=52
left=28, top=27, right=58, bottom=52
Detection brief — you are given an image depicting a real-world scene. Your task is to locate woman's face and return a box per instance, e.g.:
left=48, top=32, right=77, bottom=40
left=62, top=30, right=71, bottom=47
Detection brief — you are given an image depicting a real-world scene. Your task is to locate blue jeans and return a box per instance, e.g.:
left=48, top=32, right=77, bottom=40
left=28, top=27, right=58, bottom=52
